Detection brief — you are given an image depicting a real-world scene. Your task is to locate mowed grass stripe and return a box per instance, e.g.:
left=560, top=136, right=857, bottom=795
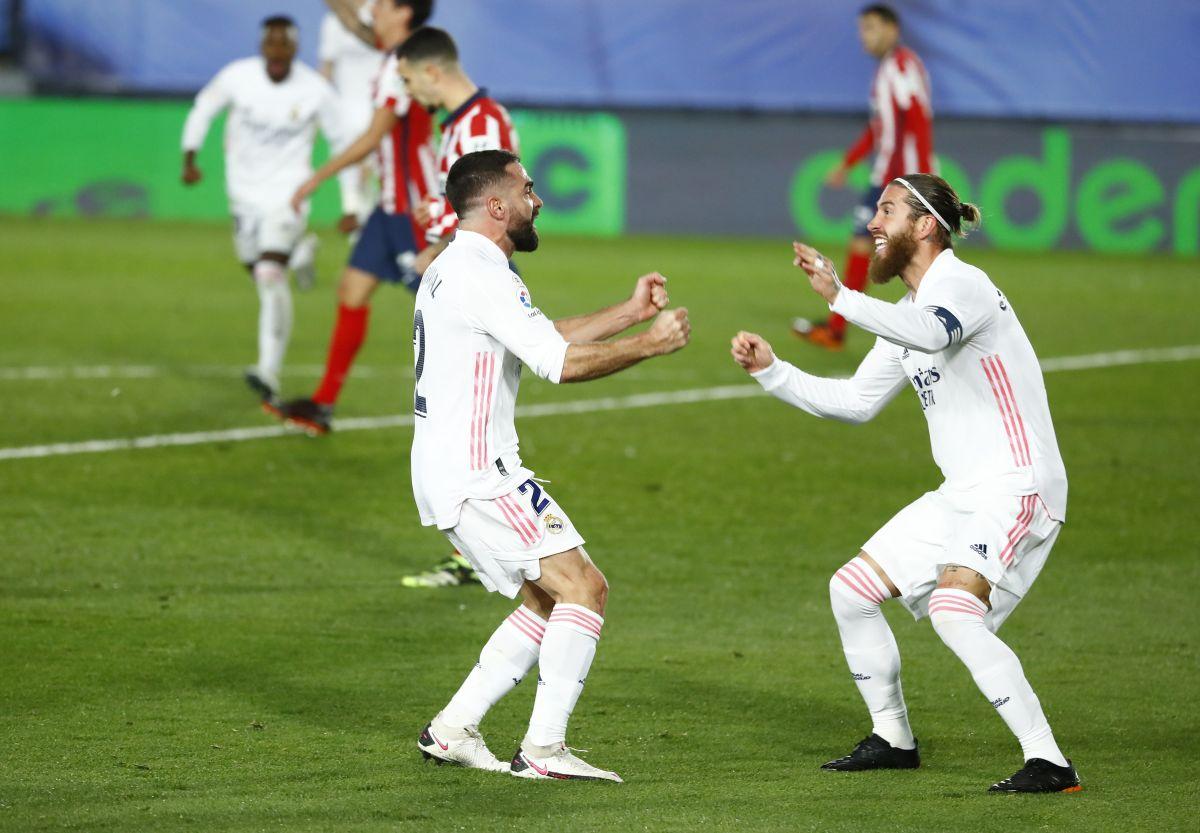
left=2, top=344, right=1197, bottom=462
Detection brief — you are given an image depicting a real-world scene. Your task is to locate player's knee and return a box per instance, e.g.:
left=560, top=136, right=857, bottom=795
left=583, top=566, right=608, bottom=615
left=927, top=588, right=988, bottom=649
left=253, top=259, right=287, bottom=284
left=336, top=279, right=364, bottom=307
left=337, top=269, right=375, bottom=307
left=829, top=558, right=889, bottom=620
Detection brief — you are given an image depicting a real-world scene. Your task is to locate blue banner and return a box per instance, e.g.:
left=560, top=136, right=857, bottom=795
left=20, top=0, right=1200, bottom=123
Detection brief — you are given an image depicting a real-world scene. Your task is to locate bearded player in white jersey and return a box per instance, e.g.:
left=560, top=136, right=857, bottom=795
left=411, top=150, right=690, bottom=781
left=181, top=16, right=355, bottom=402
left=732, top=174, right=1081, bottom=794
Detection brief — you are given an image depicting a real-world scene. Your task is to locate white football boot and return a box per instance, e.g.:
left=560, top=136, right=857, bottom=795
left=509, top=742, right=623, bottom=782
left=416, top=715, right=508, bottom=772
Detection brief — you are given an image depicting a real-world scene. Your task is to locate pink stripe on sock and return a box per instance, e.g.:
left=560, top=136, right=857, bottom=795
left=842, top=560, right=887, bottom=604
left=549, top=608, right=603, bottom=637
left=552, top=604, right=604, bottom=628
left=507, top=615, right=544, bottom=645
left=931, top=588, right=989, bottom=610
left=929, top=601, right=987, bottom=619
left=510, top=607, right=546, bottom=638
left=835, top=569, right=883, bottom=605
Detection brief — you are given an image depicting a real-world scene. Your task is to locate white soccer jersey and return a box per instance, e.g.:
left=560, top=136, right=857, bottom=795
left=753, top=249, right=1068, bottom=520
left=410, top=231, right=569, bottom=529
left=317, top=11, right=380, bottom=131
left=181, top=57, right=350, bottom=214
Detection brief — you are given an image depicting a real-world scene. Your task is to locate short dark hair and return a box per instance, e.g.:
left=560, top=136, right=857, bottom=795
left=392, top=0, right=434, bottom=28
left=261, top=15, right=298, bottom=39
left=891, top=173, right=981, bottom=248
left=859, top=4, right=900, bottom=26
left=395, top=26, right=458, bottom=64
left=446, top=150, right=522, bottom=218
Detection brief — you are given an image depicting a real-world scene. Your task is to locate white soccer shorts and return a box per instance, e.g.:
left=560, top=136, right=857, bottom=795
left=231, top=204, right=307, bottom=265
left=862, top=487, right=1061, bottom=631
left=443, top=480, right=585, bottom=598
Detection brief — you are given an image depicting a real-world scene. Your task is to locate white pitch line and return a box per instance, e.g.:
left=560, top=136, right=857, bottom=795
left=0, top=364, right=394, bottom=381
left=1037, top=344, right=1200, bottom=372
left=2, top=345, right=1198, bottom=463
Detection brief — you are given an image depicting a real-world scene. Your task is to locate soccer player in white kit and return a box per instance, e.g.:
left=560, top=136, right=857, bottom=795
left=318, top=7, right=382, bottom=227
left=180, top=16, right=353, bottom=402
left=411, top=150, right=691, bottom=781
left=731, top=174, right=1082, bottom=793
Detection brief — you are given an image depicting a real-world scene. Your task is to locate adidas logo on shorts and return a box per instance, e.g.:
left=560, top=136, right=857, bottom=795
left=970, top=543, right=988, bottom=559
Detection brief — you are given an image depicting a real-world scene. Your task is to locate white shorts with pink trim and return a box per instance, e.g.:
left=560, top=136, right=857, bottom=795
left=443, top=480, right=585, bottom=598
left=862, top=487, right=1062, bottom=632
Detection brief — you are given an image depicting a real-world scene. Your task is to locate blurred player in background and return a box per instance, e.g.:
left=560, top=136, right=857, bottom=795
left=413, top=150, right=689, bottom=780
left=395, top=26, right=520, bottom=276
left=733, top=175, right=1080, bottom=793
left=181, top=15, right=355, bottom=401
left=318, top=4, right=382, bottom=227
left=267, top=0, right=436, bottom=436
left=793, top=4, right=935, bottom=350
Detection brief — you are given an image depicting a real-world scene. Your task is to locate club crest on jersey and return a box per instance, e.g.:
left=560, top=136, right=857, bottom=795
left=544, top=514, right=564, bottom=534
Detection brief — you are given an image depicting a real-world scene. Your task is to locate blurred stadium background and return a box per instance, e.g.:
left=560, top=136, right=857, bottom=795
left=1, top=2, right=1197, bottom=831
left=3, top=0, right=1199, bottom=250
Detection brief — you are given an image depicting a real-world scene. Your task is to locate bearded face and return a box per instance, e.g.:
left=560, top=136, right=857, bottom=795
left=508, top=213, right=539, bottom=253
left=507, top=204, right=539, bottom=252
left=868, top=220, right=919, bottom=284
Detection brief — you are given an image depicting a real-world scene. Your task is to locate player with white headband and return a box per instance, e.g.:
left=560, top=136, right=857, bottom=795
left=731, top=173, right=1081, bottom=793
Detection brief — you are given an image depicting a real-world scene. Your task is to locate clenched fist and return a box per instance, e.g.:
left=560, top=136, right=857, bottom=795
left=647, top=307, right=690, bottom=355
left=730, top=330, right=775, bottom=374
left=629, top=272, right=669, bottom=322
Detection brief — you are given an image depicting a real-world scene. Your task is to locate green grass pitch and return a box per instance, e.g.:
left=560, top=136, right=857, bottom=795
left=1, top=217, right=1198, bottom=831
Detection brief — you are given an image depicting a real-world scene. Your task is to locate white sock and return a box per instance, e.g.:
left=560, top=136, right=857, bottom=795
left=253, top=259, right=291, bottom=382
left=829, top=558, right=915, bottom=749
left=440, top=606, right=545, bottom=729
left=929, top=588, right=1068, bottom=767
left=525, top=603, right=603, bottom=748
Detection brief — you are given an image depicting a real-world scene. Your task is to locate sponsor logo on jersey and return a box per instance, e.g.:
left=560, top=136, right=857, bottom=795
left=544, top=514, right=564, bottom=534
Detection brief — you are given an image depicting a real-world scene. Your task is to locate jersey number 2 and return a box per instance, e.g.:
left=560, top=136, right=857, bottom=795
left=413, top=310, right=428, bottom=417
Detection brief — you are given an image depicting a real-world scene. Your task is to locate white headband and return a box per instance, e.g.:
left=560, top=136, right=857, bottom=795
left=894, top=177, right=951, bottom=232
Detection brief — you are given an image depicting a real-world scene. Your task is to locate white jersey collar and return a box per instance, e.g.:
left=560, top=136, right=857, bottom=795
left=452, top=229, right=510, bottom=267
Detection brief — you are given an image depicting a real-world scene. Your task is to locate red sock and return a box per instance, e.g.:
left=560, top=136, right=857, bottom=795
left=828, top=249, right=871, bottom=339
left=312, top=304, right=370, bottom=406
